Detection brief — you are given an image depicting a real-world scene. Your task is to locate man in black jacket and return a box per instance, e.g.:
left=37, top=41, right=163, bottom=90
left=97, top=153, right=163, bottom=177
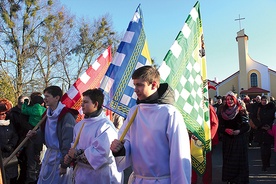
left=254, top=96, right=276, bottom=171
left=9, top=95, right=30, bottom=184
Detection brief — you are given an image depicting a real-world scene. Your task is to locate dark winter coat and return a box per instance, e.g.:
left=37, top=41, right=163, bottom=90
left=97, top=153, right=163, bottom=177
left=254, top=102, right=276, bottom=144
left=9, top=106, right=31, bottom=143
left=221, top=109, right=250, bottom=183
left=0, top=120, right=18, bottom=179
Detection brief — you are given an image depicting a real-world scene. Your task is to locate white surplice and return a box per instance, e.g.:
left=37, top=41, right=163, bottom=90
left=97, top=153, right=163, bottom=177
left=73, top=111, right=122, bottom=184
left=38, top=102, right=73, bottom=184
left=116, top=104, right=191, bottom=184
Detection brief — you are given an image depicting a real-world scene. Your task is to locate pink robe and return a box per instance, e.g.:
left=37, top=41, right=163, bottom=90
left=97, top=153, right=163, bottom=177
left=267, top=120, right=276, bottom=152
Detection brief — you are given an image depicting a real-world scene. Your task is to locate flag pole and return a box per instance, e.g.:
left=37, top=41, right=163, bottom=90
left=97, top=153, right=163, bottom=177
left=119, top=107, right=138, bottom=141
left=72, top=122, right=85, bottom=148
left=0, top=150, right=7, bottom=184
left=3, top=115, right=47, bottom=167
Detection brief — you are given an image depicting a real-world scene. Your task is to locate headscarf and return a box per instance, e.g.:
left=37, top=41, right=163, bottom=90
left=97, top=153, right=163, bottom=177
left=221, top=91, right=239, bottom=120
left=221, top=105, right=239, bottom=120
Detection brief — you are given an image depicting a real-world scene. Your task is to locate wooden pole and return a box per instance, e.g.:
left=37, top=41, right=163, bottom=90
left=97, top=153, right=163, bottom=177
left=0, top=150, right=7, bottom=184
left=72, top=122, right=85, bottom=148
left=119, top=107, right=138, bottom=141
left=3, top=115, right=47, bottom=167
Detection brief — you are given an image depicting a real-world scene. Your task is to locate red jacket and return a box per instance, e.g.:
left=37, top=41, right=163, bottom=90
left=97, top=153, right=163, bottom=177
left=209, top=105, right=219, bottom=146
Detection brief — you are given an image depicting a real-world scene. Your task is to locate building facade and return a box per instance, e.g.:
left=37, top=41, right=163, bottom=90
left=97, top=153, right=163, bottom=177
left=209, top=29, right=276, bottom=101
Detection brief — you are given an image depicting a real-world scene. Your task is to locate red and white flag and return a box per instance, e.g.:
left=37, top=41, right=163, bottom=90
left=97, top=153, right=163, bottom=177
left=61, top=46, right=112, bottom=121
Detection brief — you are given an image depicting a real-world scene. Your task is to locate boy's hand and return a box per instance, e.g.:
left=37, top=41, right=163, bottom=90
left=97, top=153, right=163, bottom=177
left=68, top=148, right=77, bottom=159
left=191, top=134, right=198, bottom=140
left=110, top=139, right=124, bottom=153
left=64, top=154, right=72, bottom=164
left=26, top=130, right=37, bottom=138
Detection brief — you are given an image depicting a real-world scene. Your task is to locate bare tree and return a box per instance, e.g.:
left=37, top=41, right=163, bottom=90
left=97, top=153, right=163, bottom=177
left=0, top=0, right=57, bottom=97
left=32, top=5, right=77, bottom=90
left=0, top=0, right=120, bottom=98
left=72, top=14, right=120, bottom=79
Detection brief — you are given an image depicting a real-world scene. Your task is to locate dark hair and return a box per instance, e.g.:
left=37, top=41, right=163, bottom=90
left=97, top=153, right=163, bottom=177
left=82, top=88, right=104, bottom=110
left=17, top=95, right=29, bottom=105
left=30, top=92, right=42, bottom=100
left=132, top=66, right=160, bottom=85
left=43, top=86, right=63, bottom=100
left=261, top=95, right=267, bottom=100
left=30, top=92, right=43, bottom=106
left=32, top=96, right=44, bottom=105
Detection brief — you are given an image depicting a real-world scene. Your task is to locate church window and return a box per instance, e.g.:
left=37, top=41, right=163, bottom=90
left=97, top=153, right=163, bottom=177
left=250, top=73, right=258, bottom=87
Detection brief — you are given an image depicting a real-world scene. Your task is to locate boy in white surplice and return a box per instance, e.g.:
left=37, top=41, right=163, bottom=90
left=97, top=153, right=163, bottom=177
left=64, top=89, right=122, bottom=184
left=110, top=66, right=191, bottom=184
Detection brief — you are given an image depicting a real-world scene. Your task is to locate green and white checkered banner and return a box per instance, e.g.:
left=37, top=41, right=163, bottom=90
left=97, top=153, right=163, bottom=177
left=158, top=1, right=210, bottom=175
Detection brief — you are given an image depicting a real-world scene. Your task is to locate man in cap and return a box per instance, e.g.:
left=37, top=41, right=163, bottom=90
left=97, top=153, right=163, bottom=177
left=213, top=95, right=223, bottom=113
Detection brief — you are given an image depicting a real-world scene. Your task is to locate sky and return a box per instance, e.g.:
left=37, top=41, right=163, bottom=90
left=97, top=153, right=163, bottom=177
left=59, top=0, right=276, bottom=82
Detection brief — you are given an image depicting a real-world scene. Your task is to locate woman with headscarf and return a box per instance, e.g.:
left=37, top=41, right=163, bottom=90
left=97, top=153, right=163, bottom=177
left=220, top=92, right=250, bottom=184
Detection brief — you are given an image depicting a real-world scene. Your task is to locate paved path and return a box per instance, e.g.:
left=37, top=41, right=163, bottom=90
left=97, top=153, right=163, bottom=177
left=122, top=141, right=276, bottom=184
left=212, top=141, right=276, bottom=184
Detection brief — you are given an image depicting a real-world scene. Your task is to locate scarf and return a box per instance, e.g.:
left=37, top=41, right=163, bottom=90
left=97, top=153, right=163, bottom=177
left=136, top=91, right=159, bottom=104
left=0, top=119, right=10, bottom=126
left=47, top=101, right=65, bottom=119
left=84, top=107, right=103, bottom=118
left=221, top=105, right=239, bottom=120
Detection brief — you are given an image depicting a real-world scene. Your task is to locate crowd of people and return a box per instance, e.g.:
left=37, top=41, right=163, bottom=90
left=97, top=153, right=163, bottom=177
left=0, top=65, right=276, bottom=184
left=210, top=92, right=276, bottom=183
left=0, top=66, right=191, bottom=184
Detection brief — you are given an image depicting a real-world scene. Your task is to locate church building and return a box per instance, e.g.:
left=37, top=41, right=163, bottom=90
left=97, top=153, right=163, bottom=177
left=209, top=29, right=276, bottom=101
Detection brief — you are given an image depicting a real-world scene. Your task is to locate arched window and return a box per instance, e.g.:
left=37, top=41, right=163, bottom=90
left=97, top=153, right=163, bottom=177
left=250, top=73, right=258, bottom=87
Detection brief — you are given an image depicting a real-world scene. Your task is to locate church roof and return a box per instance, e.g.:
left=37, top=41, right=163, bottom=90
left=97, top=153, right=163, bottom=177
left=269, top=68, right=276, bottom=73
left=240, top=87, right=270, bottom=94
left=215, top=71, right=239, bottom=86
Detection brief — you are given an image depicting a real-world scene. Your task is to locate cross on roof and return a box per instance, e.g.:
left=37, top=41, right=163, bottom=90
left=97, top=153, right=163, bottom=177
left=235, top=14, right=245, bottom=30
